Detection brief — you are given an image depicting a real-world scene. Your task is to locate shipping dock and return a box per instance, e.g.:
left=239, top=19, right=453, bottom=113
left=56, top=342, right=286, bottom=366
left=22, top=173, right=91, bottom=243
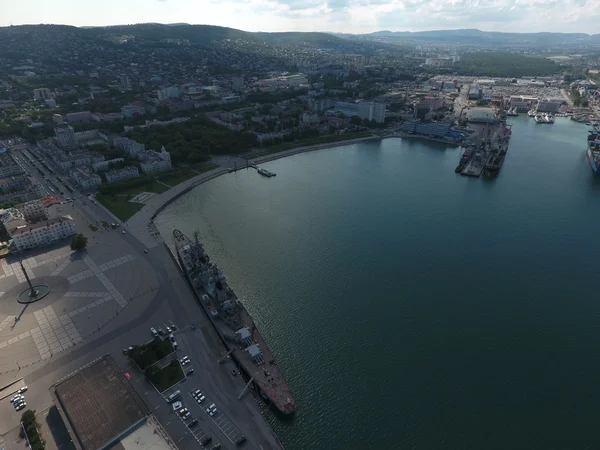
left=485, top=123, right=512, bottom=176
left=459, top=119, right=511, bottom=178
left=173, top=230, right=295, bottom=415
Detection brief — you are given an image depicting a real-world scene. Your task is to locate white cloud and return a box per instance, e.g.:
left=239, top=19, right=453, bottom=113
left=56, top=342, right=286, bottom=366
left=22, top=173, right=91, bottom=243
left=0, top=0, right=599, bottom=33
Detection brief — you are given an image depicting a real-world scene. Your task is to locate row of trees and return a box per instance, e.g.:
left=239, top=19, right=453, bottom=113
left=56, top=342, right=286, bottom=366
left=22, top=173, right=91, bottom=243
left=20, top=410, right=45, bottom=450
left=127, top=116, right=258, bottom=164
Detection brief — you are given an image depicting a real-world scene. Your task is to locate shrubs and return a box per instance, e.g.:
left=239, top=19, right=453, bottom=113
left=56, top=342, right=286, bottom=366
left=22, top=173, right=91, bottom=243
left=21, top=409, right=45, bottom=450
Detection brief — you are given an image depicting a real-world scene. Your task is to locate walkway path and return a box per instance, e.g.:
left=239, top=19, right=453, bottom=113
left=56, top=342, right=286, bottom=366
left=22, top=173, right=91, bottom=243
left=126, top=167, right=227, bottom=249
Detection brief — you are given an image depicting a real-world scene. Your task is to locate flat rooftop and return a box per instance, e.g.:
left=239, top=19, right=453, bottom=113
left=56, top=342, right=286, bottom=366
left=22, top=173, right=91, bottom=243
left=50, top=355, right=150, bottom=450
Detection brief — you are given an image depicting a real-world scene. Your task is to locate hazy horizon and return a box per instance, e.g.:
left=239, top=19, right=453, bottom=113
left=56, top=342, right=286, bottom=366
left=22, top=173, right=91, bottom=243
left=1, top=0, right=599, bottom=35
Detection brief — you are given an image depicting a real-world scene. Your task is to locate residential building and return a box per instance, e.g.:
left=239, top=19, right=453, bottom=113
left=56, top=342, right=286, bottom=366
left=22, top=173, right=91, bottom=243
left=65, top=111, right=94, bottom=123
left=119, top=75, right=132, bottom=90
left=20, top=199, right=47, bottom=222
left=9, top=215, right=76, bottom=251
left=93, top=158, right=125, bottom=173
left=358, top=101, right=386, bottom=123
left=0, top=176, right=30, bottom=193
left=70, top=166, right=102, bottom=189
left=232, top=76, right=244, bottom=92
left=45, top=99, right=57, bottom=108
left=121, top=104, right=146, bottom=118
left=33, top=88, right=53, bottom=101
left=157, top=86, right=182, bottom=101
left=0, top=207, right=26, bottom=229
left=52, top=114, right=64, bottom=124
left=74, top=129, right=109, bottom=147
left=140, top=147, right=171, bottom=174
left=302, top=113, right=320, bottom=124
left=113, top=137, right=145, bottom=158
left=105, top=166, right=139, bottom=184
left=55, top=124, right=77, bottom=150
left=0, top=151, right=23, bottom=178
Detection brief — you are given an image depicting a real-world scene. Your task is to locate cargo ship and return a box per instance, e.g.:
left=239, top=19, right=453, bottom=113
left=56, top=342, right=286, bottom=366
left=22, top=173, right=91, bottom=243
left=455, top=148, right=474, bottom=173
left=586, top=129, right=600, bottom=175
left=173, top=230, right=295, bottom=415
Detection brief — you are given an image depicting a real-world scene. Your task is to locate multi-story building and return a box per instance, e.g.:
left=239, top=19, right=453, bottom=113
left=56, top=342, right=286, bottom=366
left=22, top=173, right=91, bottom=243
left=55, top=124, right=77, bottom=150
left=74, top=129, right=109, bottom=147
left=70, top=167, right=102, bottom=190
left=0, top=207, right=26, bottom=229
left=20, top=199, right=47, bottom=222
left=468, top=84, right=482, bottom=100
left=33, top=88, right=53, bottom=101
left=121, top=104, right=146, bottom=118
left=65, top=111, right=94, bottom=123
left=0, top=175, right=30, bottom=193
left=119, top=75, right=132, bottom=90
left=9, top=215, right=76, bottom=251
left=93, top=158, right=125, bottom=173
left=45, top=99, right=57, bottom=109
left=358, top=101, right=386, bottom=123
left=157, top=86, right=181, bottom=101
left=113, top=137, right=145, bottom=158
left=140, top=147, right=171, bottom=174
left=105, top=166, right=139, bottom=184
left=52, top=114, right=64, bottom=124
left=232, top=76, right=244, bottom=92
left=54, top=152, right=105, bottom=171
left=0, top=151, right=23, bottom=178
left=420, top=96, right=445, bottom=111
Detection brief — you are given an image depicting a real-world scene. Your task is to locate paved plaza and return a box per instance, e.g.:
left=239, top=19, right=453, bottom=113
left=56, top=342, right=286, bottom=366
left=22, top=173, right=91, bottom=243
left=0, top=239, right=159, bottom=374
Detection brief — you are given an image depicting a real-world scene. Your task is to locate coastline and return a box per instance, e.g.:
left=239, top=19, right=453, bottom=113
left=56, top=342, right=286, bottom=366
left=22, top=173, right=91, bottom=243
left=125, top=134, right=384, bottom=249
left=392, top=131, right=462, bottom=146
left=248, top=135, right=383, bottom=165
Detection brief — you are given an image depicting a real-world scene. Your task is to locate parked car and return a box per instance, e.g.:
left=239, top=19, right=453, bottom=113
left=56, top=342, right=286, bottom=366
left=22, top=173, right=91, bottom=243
left=15, top=402, right=26, bottom=411
left=188, top=419, right=198, bottom=427
left=182, top=412, right=191, bottom=420
left=186, top=368, right=195, bottom=376
left=150, top=327, right=158, bottom=337
left=17, top=386, right=28, bottom=394
left=10, top=394, right=23, bottom=403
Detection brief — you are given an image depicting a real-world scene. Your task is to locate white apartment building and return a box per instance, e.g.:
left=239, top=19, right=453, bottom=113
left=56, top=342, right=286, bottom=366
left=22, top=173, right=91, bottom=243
left=0, top=208, right=26, bottom=229
left=33, top=88, right=53, bottom=101
left=93, top=158, right=125, bottom=173
left=20, top=199, right=47, bottom=222
left=70, top=167, right=102, bottom=189
left=358, top=101, right=386, bottom=123
left=140, top=147, right=171, bottom=174
left=55, top=124, right=77, bottom=150
left=113, top=137, right=145, bottom=158
left=105, top=166, right=140, bottom=184
left=121, top=104, right=146, bottom=118
left=9, top=215, right=76, bottom=251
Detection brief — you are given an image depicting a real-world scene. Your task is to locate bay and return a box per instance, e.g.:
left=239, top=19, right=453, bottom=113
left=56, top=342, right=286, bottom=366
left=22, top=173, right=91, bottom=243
left=155, top=117, right=600, bottom=449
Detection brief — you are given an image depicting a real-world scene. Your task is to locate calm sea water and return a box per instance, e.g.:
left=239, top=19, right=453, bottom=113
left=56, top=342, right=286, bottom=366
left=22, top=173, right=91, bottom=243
left=155, top=117, right=600, bottom=449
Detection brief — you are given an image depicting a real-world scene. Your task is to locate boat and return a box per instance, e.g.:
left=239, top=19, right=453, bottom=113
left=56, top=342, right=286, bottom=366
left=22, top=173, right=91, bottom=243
left=527, top=109, right=536, bottom=117
left=257, top=167, right=276, bottom=177
left=485, top=124, right=512, bottom=175
left=172, top=230, right=295, bottom=415
left=506, top=107, right=518, bottom=116
left=544, top=113, right=554, bottom=124
left=455, top=148, right=474, bottom=173
left=586, top=130, right=600, bottom=175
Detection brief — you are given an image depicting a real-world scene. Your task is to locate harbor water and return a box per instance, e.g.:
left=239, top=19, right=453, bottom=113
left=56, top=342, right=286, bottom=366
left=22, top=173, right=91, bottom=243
left=155, top=117, right=600, bottom=449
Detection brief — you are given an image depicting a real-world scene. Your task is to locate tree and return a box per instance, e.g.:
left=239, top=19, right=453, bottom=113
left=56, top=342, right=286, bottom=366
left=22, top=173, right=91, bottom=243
left=70, top=234, right=88, bottom=251
left=0, top=222, right=9, bottom=242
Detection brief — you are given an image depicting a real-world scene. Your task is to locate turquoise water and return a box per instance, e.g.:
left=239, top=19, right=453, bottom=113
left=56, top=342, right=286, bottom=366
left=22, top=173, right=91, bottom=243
left=155, top=117, right=600, bottom=449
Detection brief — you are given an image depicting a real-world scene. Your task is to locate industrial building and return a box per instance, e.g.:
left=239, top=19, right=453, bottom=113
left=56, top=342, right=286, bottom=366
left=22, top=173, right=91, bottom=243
left=468, top=84, right=482, bottom=100
left=49, top=355, right=171, bottom=450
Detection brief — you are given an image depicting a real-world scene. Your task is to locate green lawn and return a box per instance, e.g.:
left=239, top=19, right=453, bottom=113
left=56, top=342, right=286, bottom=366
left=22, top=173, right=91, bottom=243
left=96, top=194, right=144, bottom=222
left=101, top=221, right=110, bottom=229
left=89, top=224, right=98, bottom=232
left=148, top=361, right=185, bottom=392
left=130, top=338, right=175, bottom=370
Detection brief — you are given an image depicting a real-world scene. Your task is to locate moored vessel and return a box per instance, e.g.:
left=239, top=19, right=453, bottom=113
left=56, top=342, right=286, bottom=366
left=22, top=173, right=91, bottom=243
left=587, top=129, right=600, bottom=175
left=173, top=230, right=295, bottom=414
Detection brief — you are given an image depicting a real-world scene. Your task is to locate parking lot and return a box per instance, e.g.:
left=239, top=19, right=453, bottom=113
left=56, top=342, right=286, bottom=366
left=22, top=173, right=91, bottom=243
left=187, top=388, right=245, bottom=445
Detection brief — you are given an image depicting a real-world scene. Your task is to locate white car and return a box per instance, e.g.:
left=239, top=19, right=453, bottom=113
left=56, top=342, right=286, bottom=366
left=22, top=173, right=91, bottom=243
left=196, top=395, right=206, bottom=403
left=15, top=402, right=26, bottom=411
left=178, top=408, right=188, bottom=416
left=150, top=327, right=158, bottom=337
left=182, top=412, right=191, bottom=420
left=180, top=357, right=191, bottom=366
left=10, top=394, right=23, bottom=403
left=17, top=386, right=28, bottom=394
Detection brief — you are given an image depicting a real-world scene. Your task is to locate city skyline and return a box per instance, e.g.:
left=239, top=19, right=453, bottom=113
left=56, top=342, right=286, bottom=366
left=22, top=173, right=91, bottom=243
left=1, top=0, right=600, bottom=35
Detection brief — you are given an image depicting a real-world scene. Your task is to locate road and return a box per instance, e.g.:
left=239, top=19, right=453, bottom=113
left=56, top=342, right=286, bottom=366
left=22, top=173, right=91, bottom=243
left=1, top=144, right=283, bottom=450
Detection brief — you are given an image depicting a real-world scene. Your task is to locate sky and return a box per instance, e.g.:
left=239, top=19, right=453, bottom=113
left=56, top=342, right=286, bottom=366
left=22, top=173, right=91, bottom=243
left=1, top=0, right=599, bottom=34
